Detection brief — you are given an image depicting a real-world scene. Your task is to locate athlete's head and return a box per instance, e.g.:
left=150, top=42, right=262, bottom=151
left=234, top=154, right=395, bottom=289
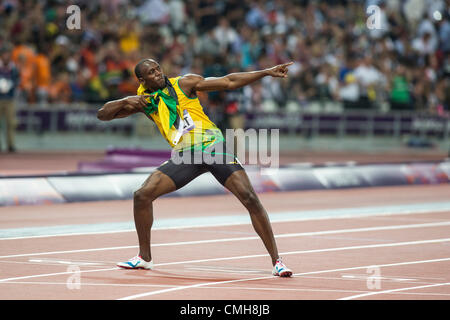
left=134, top=58, right=166, bottom=91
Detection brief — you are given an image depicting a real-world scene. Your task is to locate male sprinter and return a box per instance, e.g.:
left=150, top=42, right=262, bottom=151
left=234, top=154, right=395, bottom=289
left=97, top=59, right=293, bottom=277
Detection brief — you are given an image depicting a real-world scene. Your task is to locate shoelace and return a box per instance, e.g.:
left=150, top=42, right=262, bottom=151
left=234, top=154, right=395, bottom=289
left=275, top=259, right=288, bottom=271
left=130, top=256, right=141, bottom=263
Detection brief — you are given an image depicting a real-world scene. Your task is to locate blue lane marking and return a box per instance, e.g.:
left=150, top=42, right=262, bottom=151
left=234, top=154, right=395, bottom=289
left=1, top=201, right=450, bottom=239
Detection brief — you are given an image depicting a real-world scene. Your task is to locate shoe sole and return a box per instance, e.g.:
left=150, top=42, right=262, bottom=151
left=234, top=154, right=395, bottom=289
left=279, top=270, right=293, bottom=277
left=273, top=270, right=293, bottom=277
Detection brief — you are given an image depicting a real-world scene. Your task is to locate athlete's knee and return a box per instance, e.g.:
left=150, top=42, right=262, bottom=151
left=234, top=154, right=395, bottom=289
left=134, top=187, right=155, bottom=204
left=134, top=172, right=163, bottom=203
left=239, top=189, right=260, bottom=210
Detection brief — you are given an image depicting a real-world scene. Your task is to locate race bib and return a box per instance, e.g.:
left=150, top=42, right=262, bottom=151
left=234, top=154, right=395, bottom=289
left=182, top=109, right=195, bottom=134
left=172, top=110, right=196, bottom=145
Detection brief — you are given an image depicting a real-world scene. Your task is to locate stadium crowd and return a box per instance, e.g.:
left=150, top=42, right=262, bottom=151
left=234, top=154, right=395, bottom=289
left=0, top=0, right=449, bottom=117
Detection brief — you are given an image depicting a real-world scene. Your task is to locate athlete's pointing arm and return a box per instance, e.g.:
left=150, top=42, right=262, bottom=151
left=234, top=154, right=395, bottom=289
left=179, top=62, right=293, bottom=98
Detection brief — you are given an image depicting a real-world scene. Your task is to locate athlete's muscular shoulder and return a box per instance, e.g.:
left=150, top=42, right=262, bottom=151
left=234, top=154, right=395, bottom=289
left=178, top=74, right=203, bottom=99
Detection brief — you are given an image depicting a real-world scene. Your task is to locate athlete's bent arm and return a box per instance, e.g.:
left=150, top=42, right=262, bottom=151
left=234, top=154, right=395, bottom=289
left=179, top=62, right=293, bottom=97
left=97, top=95, right=150, bottom=121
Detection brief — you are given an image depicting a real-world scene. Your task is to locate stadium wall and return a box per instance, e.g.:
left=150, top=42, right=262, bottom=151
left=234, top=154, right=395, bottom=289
left=1, top=160, right=448, bottom=206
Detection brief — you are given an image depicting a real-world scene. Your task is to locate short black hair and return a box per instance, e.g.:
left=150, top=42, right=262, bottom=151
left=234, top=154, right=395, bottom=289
left=134, top=59, right=150, bottom=78
left=134, top=58, right=158, bottom=78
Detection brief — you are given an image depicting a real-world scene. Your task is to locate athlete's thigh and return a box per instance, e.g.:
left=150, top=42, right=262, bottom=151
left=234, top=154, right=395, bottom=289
left=222, top=168, right=256, bottom=198
left=207, top=161, right=244, bottom=187
left=136, top=169, right=177, bottom=201
left=156, top=159, right=207, bottom=190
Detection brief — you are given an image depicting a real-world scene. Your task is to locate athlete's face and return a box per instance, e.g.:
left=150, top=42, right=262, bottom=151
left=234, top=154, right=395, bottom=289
left=139, top=61, right=166, bottom=91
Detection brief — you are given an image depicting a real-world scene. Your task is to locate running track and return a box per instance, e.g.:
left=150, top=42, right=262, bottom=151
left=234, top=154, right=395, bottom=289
left=1, top=184, right=449, bottom=300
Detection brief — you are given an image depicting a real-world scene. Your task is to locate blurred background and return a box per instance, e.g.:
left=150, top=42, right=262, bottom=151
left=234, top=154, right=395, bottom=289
left=0, top=0, right=449, bottom=175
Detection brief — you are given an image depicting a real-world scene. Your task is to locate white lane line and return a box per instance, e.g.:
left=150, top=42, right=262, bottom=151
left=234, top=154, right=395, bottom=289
left=1, top=254, right=449, bottom=300
left=296, top=257, right=450, bottom=278
left=2, top=201, right=450, bottom=240
left=341, top=274, right=416, bottom=282
left=0, top=245, right=137, bottom=260
left=4, top=281, right=450, bottom=298
left=1, top=238, right=449, bottom=286
left=0, top=267, right=119, bottom=283
left=339, top=282, right=450, bottom=300
left=139, top=238, right=450, bottom=268
left=0, top=281, right=176, bottom=289
left=27, top=259, right=106, bottom=266
left=118, top=256, right=450, bottom=300
left=202, top=286, right=450, bottom=297
left=0, top=280, right=372, bottom=295
left=2, top=221, right=450, bottom=260
left=117, top=275, right=285, bottom=300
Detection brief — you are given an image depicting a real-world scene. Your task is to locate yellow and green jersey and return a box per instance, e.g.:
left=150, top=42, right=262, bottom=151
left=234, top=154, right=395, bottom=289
left=137, top=76, right=224, bottom=152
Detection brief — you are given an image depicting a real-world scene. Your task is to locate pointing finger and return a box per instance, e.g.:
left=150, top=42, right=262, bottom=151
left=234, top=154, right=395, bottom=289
left=281, top=62, right=294, bottom=67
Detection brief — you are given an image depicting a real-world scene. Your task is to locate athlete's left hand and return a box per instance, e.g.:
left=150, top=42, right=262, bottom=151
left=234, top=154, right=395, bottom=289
left=265, top=62, right=293, bottom=78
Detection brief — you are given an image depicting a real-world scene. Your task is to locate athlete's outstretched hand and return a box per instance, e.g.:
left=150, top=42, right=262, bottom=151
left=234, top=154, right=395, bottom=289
left=265, top=62, right=293, bottom=78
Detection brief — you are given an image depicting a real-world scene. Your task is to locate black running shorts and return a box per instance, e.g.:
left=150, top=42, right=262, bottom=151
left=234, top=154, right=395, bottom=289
left=156, top=142, right=244, bottom=189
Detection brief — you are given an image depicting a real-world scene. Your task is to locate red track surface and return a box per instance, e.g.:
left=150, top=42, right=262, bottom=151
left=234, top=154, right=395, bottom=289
left=1, top=184, right=449, bottom=300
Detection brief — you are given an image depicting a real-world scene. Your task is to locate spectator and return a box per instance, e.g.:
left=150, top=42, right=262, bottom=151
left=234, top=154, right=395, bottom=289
left=260, top=56, right=286, bottom=110
left=11, top=39, right=35, bottom=103
left=437, top=14, right=450, bottom=53
left=242, top=82, right=264, bottom=113
left=119, top=21, right=141, bottom=54
left=0, top=42, right=19, bottom=152
left=34, top=45, right=51, bottom=105
left=315, top=63, right=339, bottom=102
left=168, top=0, right=187, bottom=32
left=412, top=31, right=438, bottom=56
left=339, top=73, right=361, bottom=110
left=138, top=0, right=170, bottom=25
left=245, top=0, right=268, bottom=29
left=389, top=64, right=412, bottom=111
left=49, top=72, right=72, bottom=103
left=198, top=28, right=221, bottom=57
left=353, top=55, right=386, bottom=109
left=213, top=17, right=239, bottom=53
left=195, top=0, right=220, bottom=33
left=70, top=71, right=88, bottom=102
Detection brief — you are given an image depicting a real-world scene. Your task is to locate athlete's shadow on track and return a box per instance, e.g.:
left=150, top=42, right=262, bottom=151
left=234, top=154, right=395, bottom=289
left=124, top=269, right=236, bottom=283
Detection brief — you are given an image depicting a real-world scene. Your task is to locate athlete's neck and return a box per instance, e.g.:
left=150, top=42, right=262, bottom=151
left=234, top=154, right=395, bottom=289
left=145, top=83, right=167, bottom=94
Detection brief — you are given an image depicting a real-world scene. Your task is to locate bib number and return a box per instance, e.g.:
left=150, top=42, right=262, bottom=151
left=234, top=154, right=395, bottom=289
left=172, top=110, right=196, bottom=145
left=182, top=109, right=195, bottom=134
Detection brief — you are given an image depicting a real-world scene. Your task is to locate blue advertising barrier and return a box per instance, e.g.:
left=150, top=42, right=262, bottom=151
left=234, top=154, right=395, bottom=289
left=0, top=160, right=448, bottom=206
